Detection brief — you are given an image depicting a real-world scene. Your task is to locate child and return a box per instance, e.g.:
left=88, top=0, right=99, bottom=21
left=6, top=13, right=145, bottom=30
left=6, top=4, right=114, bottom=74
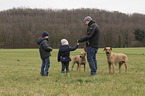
left=58, top=39, right=79, bottom=77
left=37, top=31, right=52, bottom=76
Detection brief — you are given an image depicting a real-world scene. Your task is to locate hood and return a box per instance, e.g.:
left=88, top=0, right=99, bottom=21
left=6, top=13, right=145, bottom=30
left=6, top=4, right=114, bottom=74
left=59, top=45, right=69, bottom=52
left=88, top=20, right=95, bottom=26
left=61, top=39, right=69, bottom=45
left=37, top=37, right=46, bottom=45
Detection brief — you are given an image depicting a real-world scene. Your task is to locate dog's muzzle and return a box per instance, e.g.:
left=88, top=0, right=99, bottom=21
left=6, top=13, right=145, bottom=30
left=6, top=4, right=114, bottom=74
left=106, top=52, right=110, bottom=55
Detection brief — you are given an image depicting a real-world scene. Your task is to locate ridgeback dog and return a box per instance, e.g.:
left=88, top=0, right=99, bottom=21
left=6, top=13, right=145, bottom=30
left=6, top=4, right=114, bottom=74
left=71, top=52, right=87, bottom=71
left=104, top=47, right=128, bottom=75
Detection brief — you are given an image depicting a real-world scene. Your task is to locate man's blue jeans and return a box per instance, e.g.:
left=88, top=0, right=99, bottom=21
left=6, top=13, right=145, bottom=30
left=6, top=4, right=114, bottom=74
left=61, top=62, right=69, bottom=73
left=86, top=46, right=98, bottom=75
left=41, top=56, right=50, bottom=73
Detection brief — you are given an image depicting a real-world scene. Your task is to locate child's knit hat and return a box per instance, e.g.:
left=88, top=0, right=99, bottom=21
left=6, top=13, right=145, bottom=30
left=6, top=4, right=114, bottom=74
left=61, top=39, right=69, bottom=45
left=42, top=31, right=49, bottom=38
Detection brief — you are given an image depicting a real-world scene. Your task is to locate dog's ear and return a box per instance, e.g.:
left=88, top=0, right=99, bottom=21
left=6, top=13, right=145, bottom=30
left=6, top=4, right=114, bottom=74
left=103, top=47, right=106, bottom=51
left=84, top=52, right=86, bottom=55
left=110, top=47, right=112, bottom=50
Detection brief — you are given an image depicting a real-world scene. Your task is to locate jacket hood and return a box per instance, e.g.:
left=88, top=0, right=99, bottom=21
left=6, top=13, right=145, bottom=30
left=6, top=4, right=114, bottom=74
left=88, top=20, right=95, bottom=26
left=37, top=37, right=46, bottom=45
left=59, top=45, right=69, bottom=52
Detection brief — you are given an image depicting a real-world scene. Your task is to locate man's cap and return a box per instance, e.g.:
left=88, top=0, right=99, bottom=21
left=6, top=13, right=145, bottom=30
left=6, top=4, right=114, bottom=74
left=84, top=16, right=92, bottom=21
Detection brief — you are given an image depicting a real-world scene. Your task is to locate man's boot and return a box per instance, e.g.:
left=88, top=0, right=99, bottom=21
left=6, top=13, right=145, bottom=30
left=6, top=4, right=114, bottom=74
left=44, top=71, right=48, bottom=77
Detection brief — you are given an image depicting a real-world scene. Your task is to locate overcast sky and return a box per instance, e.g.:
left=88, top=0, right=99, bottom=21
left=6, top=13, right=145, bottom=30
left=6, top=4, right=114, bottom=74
left=0, top=0, right=145, bottom=14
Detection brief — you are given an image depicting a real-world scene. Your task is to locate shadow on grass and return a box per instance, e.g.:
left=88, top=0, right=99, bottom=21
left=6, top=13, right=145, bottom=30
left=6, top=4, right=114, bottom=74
left=55, top=76, right=109, bottom=85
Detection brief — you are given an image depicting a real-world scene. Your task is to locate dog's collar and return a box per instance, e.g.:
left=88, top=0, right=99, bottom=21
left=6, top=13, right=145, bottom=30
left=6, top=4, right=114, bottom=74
left=80, top=56, right=83, bottom=58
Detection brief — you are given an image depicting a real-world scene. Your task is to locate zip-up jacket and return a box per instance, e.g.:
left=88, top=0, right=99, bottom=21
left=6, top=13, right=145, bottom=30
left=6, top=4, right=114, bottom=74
left=37, top=37, right=52, bottom=60
left=58, top=45, right=78, bottom=62
left=78, top=21, right=100, bottom=48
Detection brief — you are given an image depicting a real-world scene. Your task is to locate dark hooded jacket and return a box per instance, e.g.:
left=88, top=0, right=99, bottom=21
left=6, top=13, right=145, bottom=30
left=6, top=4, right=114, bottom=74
left=78, top=20, right=100, bottom=48
left=58, top=45, right=78, bottom=62
left=37, top=37, right=52, bottom=60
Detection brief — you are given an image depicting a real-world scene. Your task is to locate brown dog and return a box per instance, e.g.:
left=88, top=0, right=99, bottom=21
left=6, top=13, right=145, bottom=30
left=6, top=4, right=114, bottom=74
left=71, top=52, right=87, bottom=71
left=104, top=47, right=128, bottom=75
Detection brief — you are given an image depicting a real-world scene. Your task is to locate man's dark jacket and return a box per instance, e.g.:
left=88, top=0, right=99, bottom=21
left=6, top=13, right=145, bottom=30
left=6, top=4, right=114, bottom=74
left=78, top=20, right=100, bottom=48
left=58, top=45, right=78, bottom=62
left=37, top=38, right=52, bottom=60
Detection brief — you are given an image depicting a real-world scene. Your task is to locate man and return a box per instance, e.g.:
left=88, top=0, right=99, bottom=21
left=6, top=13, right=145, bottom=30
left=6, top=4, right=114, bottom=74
left=78, top=16, right=100, bottom=76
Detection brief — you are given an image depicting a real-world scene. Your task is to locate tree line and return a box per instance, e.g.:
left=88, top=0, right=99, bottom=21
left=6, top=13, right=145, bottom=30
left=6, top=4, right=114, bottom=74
left=0, top=8, right=145, bottom=48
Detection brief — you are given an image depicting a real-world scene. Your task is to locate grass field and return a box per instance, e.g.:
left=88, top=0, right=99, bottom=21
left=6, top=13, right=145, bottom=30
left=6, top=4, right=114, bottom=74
left=0, top=48, right=145, bottom=96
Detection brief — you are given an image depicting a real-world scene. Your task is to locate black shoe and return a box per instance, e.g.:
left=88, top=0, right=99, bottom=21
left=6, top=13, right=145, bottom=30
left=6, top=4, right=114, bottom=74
left=44, top=71, right=48, bottom=76
left=40, top=72, right=44, bottom=76
left=89, top=74, right=96, bottom=77
left=44, top=74, right=49, bottom=77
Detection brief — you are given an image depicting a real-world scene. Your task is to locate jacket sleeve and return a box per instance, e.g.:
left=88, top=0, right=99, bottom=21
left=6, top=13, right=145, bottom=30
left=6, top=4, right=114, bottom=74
left=78, top=26, right=97, bottom=43
left=42, top=40, right=52, bottom=52
left=69, top=45, right=79, bottom=51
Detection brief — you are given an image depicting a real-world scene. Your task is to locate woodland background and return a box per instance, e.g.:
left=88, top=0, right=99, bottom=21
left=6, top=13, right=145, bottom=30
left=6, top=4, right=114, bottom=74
left=0, top=8, right=145, bottom=48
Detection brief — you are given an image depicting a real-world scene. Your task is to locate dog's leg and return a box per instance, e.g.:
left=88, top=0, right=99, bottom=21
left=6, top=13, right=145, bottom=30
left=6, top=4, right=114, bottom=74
left=78, top=62, right=81, bottom=72
left=119, top=62, right=123, bottom=73
left=112, top=63, right=116, bottom=75
left=108, top=63, right=111, bottom=74
left=84, top=64, right=86, bottom=72
left=71, top=62, right=75, bottom=71
left=77, top=63, right=79, bottom=71
left=124, top=62, right=127, bottom=73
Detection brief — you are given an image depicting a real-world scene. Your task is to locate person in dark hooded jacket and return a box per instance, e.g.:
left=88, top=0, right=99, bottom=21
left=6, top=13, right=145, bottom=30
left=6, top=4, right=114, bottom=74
left=58, top=39, right=79, bottom=77
left=37, top=32, right=52, bottom=76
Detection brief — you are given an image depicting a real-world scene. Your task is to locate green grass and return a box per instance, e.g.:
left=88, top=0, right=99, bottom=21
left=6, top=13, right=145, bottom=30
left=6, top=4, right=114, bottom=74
left=0, top=48, right=145, bottom=96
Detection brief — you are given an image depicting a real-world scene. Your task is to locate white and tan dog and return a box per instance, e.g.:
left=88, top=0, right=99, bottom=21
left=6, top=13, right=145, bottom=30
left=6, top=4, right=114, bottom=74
left=104, top=47, right=128, bottom=75
left=71, top=52, right=87, bottom=71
